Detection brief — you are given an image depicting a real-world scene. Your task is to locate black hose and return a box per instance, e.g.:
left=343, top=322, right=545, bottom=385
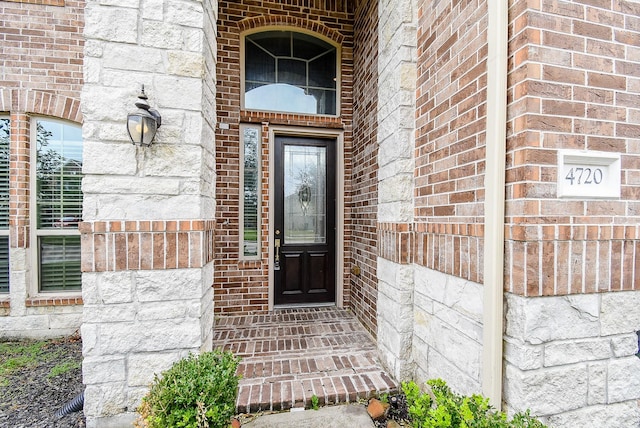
left=55, top=391, right=84, bottom=419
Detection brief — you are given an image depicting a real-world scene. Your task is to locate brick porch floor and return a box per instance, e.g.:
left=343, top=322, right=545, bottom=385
left=212, top=307, right=398, bottom=414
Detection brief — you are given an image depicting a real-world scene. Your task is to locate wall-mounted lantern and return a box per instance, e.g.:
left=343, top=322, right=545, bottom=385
left=127, top=85, right=162, bottom=146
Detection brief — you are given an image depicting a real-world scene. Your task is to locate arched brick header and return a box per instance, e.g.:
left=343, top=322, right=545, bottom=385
left=237, top=15, right=345, bottom=45
left=0, top=89, right=82, bottom=124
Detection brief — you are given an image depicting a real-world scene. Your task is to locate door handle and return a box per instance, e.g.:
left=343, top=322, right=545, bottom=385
left=274, top=238, right=281, bottom=271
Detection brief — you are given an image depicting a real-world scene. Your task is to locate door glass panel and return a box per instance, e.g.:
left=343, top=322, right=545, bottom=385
left=284, top=145, right=326, bottom=244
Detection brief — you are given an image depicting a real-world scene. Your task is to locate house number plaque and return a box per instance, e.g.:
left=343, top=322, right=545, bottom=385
left=557, top=150, right=620, bottom=199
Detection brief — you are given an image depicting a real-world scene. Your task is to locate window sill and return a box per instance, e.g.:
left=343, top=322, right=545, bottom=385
left=26, top=296, right=83, bottom=307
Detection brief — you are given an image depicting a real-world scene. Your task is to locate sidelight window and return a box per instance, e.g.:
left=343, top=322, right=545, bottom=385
left=0, top=117, right=9, bottom=293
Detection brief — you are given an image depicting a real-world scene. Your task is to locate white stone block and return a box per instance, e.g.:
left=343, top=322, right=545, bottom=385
left=98, top=272, right=134, bottom=304
left=83, top=356, right=126, bottom=384
left=81, top=87, right=132, bottom=122
left=127, top=352, right=182, bottom=387
left=84, top=40, right=105, bottom=58
left=82, top=273, right=100, bottom=305
left=83, top=176, right=181, bottom=196
left=544, top=401, right=640, bottom=428
left=81, top=322, right=99, bottom=356
left=168, top=51, right=204, bottom=77
left=166, top=0, right=203, bottom=28
left=601, top=291, right=640, bottom=336
left=413, top=308, right=482, bottom=383
left=505, top=293, right=600, bottom=344
left=378, top=201, right=413, bottom=223
left=503, top=364, right=588, bottom=415
left=184, top=29, right=205, bottom=53
left=442, top=276, right=483, bottom=323
left=432, top=301, right=483, bottom=344
left=49, top=312, right=83, bottom=330
left=135, top=269, right=203, bottom=302
left=544, top=338, right=611, bottom=367
left=503, top=337, right=543, bottom=370
left=587, top=362, right=607, bottom=405
left=143, top=145, right=202, bottom=177
left=83, top=383, right=127, bottom=418
left=83, top=304, right=137, bottom=324
left=608, top=357, right=640, bottom=403
left=104, top=43, right=165, bottom=73
left=137, top=301, right=191, bottom=321
left=141, top=0, right=164, bottom=20
left=84, top=5, right=138, bottom=43
left=423, top=346, right=481, bottom=397
left=84, top=194, right=201, bottom=220
left=155, top=76, right=203, bottom=111
left=141, top=21, right=184, bottom=50
left=379, top=173, right=413, bottom=203
left=100, top=319, right=202, bottom=354
left=611, top=334, right=638, bottom=358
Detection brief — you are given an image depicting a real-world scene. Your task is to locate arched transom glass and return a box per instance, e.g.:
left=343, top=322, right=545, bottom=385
left=244, top=30, right=337, bottom=115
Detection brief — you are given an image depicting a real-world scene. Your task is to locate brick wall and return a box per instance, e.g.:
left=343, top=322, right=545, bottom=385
left=214, top=0, right=355, bottom=315
left=350, top=0, right=378, bottom=336
left=506, top=0, right=640, bottom=296
left=410, top=0, right=488, bottom=283
left=0, top=0, right=84, bottom=99
left=0, top=0, right=84, bottom=328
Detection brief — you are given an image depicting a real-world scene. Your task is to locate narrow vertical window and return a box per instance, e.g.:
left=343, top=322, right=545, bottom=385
left=241, top=125, right=260, bottom=259
left=34, top=119, right=82, bottom=292
left=0, top=117, right=9, bottom=293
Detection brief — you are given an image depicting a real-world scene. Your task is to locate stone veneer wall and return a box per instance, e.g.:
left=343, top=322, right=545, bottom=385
left=376, top=0, right=417, bottom=382
left=0, top=0, right=85, bottom=337
left=502, top=0, right=640, bottom=424
left=80, top=0, right=216, bottom=426
left=379, top=0, right=640, bottom=424
left=504, top=293, right=640, bottom=426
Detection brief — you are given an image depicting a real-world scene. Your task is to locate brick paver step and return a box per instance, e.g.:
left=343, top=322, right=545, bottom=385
left=213, top=307, right=398, bottom=414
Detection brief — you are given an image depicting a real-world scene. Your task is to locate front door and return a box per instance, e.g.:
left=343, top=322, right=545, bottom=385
left=274, top=136, right=336, bottom=305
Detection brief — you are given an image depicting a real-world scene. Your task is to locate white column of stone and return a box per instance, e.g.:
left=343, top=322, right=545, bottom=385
left=376, top=0, right=417, bottom=382
left=81, top=1, right=216, bottom=426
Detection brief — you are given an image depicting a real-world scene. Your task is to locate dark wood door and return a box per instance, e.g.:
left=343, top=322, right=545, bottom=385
left=274, top=136, right=336, bottom=305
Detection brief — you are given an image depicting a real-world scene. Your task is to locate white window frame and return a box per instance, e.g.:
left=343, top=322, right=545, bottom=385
left=240, top=27, right=342, bottom=117
left=240, top=124, right=262, bottom=260
left=29, top=117, right=82, bottom=297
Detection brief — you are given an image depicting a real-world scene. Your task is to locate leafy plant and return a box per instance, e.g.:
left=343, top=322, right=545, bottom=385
left=136, top=350, right=240, bottom=428
left=401, top=379, right=546, bottom=428
left=311, top=394, right=319, bottom=410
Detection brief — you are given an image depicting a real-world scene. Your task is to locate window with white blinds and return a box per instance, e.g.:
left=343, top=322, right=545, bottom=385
left=34, top=119, right=82, bottom=292
left=0, top=117, right=9, bottom=293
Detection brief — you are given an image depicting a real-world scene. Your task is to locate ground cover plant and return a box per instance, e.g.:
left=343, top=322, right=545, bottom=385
left=399, top=379, right=546, bottom=428
left=0, top=334, right=84, bottom=427
left=136, top=350, right=240, bottom=428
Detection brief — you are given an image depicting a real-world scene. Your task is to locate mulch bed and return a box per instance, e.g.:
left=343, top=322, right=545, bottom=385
left=0, top=334, right=85, bottom=428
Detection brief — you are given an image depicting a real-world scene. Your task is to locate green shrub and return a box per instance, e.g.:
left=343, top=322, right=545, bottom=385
left=401, top=379, right=546, bottom=428
left=136, top=350, right=240, bottom=428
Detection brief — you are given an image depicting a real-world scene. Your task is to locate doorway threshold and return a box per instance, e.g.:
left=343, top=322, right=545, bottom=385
left=274, top=302, right=336, bottom=310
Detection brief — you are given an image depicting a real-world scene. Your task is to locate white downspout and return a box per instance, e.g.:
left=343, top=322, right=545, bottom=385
left=482, top=0, right=508, bottom=408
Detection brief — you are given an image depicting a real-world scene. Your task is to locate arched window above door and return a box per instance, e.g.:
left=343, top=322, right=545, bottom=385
left=243, top=30, right=338, bottom=116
